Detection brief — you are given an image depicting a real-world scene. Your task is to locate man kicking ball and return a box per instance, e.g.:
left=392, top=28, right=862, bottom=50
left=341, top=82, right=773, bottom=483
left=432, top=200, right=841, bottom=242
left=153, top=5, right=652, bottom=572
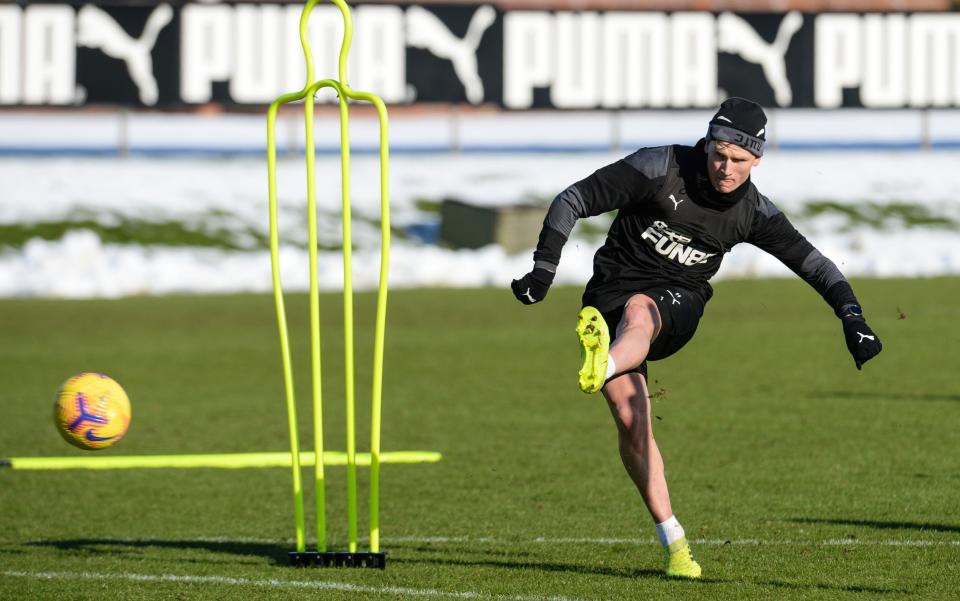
left=511, top=97, right=883, bottom=579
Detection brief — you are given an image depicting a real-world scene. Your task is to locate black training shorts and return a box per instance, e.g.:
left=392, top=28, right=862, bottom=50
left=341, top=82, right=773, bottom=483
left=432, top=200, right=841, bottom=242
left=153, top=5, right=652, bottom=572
left=598, top=286, right=704, bottom=378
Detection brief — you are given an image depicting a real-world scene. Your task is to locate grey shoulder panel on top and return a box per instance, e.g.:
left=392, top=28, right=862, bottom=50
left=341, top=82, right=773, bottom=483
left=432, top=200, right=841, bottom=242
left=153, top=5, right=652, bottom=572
left=622, top=145, right=671, bottom=180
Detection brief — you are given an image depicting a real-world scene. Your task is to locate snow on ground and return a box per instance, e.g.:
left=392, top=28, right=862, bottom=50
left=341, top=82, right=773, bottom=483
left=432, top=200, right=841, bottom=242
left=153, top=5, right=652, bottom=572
left=1, top=150, right=958, bottom=298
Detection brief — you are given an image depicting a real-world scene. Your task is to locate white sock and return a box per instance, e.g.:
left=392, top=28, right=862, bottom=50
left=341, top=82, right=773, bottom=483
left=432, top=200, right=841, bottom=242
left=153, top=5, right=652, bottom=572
left=655, top=515, right=686, bottom=548
left=604, top=355, right=617, bottom=381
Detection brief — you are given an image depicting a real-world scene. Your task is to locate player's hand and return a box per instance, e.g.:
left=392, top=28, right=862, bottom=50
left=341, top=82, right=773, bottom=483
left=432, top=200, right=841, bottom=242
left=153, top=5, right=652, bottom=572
left=842, top=317, right=882, bottom=370
left=511, top=268, right=554, bottom=305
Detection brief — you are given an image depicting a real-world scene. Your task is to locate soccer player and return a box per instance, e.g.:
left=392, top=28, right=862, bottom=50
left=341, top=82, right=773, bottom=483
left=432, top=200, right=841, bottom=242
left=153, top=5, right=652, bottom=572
left=510, top=97, right=883, bottom=579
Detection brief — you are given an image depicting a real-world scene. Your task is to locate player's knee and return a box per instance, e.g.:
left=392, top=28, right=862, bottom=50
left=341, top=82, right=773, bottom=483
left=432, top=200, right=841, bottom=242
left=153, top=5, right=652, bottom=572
left=620, top=294, right=662, bottom=339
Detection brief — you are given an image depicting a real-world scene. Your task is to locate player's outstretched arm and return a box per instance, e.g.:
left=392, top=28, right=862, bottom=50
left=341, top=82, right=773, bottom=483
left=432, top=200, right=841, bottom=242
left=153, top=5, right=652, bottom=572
left=746, top=199, right=883, bottom=369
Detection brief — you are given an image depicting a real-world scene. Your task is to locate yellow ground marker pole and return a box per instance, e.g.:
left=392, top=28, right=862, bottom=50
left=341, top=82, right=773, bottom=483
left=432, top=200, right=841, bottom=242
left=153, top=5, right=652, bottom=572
left=0, top=451, right=441, bottom=471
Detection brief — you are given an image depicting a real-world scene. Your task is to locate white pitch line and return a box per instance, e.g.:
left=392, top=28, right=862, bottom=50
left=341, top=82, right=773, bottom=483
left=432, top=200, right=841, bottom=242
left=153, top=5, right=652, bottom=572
left=534, top=538, right=751, bottom=545
left=0, top=570, right=590, bottom=601
left=390, top=536, right=960, bottom=547
left=822, top=539, right=960, bottom=547
left=383, top=536, right=502, bottom=544
left=25, top=535, right=960, bottom=547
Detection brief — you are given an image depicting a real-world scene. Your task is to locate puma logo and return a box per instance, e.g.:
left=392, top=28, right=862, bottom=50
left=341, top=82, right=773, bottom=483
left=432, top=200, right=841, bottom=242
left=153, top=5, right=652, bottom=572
left=857, top=332, right=875, bottom=343
left=523, top=288, right=537, bottom=303
left=406, top=5, right=496, bottom=104
left=669, top=194, right=684, bottom=211
left=77, top=4, right=174, bottom=106
left=717, top=11, right=803, bottom=106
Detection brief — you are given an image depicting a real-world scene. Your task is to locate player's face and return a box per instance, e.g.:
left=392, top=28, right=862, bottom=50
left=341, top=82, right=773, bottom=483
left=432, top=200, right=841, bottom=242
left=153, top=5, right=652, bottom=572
left=705, top=141, right=761, bottom=194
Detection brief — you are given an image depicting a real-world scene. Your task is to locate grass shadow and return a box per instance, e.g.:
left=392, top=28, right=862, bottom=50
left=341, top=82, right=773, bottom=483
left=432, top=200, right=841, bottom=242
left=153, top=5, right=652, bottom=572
left=27, top=538, right=291, bottom=565
left=28, top=538, right=675, bottom=580
left=789, top=517, right=960, bottom=534
left=812, top=391, right=960, bottom=403
left=761, top=580, right=910, bottom=595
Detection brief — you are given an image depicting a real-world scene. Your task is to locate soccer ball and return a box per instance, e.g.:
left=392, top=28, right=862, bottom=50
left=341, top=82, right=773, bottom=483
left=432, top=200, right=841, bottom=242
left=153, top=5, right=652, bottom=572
left=53, top=372, right=131, bottom=450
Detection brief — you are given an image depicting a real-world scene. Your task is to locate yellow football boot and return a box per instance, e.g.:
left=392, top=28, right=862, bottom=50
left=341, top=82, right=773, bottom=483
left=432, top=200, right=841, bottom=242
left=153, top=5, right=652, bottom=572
left=664, top=538, right=702, bottom=579
left=576, top=306, right=609, bottom=393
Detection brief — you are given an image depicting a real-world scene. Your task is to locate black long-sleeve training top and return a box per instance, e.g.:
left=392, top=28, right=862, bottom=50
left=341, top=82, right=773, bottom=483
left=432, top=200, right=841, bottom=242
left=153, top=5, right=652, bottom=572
left=533, top=140, right=859, bottom=315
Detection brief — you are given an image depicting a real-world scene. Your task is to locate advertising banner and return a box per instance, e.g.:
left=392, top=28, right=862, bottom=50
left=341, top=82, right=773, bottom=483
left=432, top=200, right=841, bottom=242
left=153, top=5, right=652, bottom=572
left=1, top=2, right=958, bottom=109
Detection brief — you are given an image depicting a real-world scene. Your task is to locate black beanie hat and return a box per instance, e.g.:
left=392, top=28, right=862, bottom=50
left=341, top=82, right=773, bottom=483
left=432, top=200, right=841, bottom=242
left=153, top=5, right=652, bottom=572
left=706, top=97, right=767, bottom=157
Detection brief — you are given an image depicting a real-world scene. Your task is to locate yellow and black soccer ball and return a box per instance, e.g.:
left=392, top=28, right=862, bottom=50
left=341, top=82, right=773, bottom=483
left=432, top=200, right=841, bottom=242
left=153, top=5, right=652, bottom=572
left=53, top=373, right=131, bottom=450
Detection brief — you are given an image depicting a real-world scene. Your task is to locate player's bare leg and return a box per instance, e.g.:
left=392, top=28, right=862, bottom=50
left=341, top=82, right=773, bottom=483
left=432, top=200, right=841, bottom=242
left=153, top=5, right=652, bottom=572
left=603, top=372, right=672, bottom=521
left=604, top=372, right=701, bottom=579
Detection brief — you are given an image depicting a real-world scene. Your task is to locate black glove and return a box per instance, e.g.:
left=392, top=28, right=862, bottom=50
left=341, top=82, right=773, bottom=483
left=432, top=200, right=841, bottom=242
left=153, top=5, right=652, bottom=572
left=841, top=317, right=882, bottom=370
left=511, top=267, right=555, bottom=305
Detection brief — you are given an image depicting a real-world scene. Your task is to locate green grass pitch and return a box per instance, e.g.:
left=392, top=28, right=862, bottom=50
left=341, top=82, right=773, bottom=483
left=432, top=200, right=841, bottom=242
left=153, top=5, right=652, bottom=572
left=1, top=278, right=957, bottom=600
